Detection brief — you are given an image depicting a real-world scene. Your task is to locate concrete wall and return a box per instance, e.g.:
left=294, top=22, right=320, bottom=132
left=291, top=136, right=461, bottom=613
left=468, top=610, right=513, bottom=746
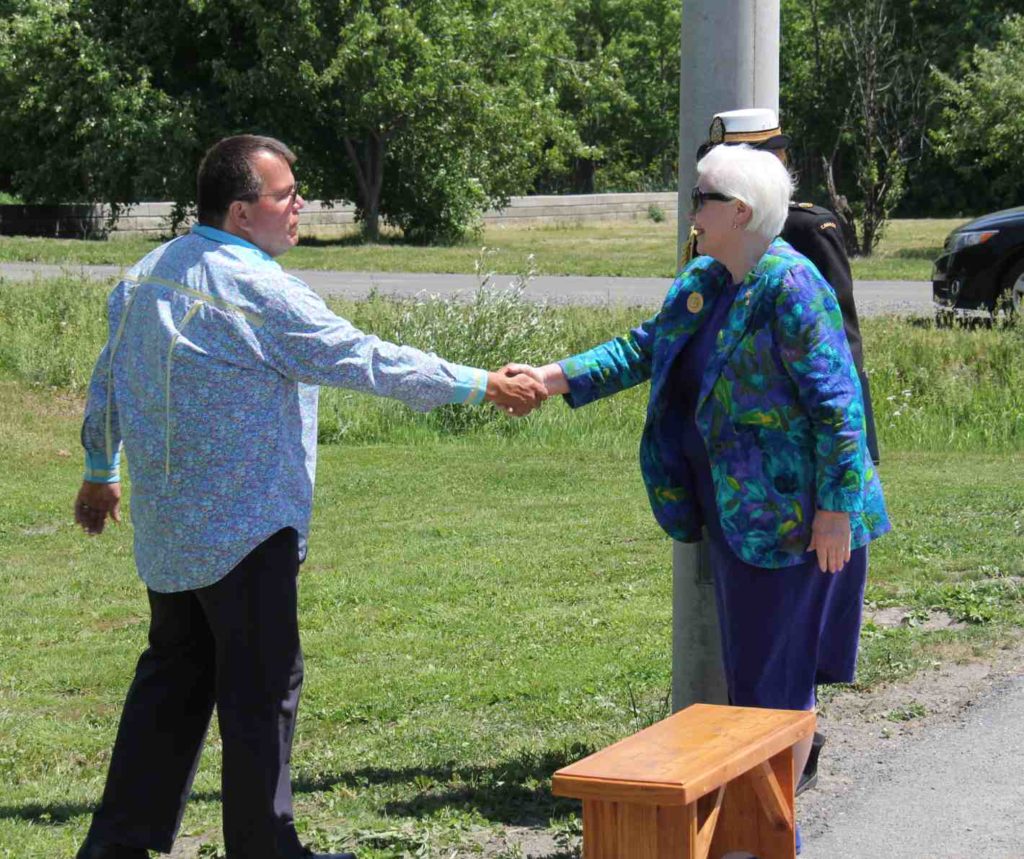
left=0, top=192, right=678, bottom=240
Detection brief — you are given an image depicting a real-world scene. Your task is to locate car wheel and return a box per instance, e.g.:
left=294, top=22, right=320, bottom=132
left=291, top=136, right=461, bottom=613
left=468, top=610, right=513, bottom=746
left=1012, top=275, right=1024, bottom=316
left=1000, top=258, right=1024, bottom=316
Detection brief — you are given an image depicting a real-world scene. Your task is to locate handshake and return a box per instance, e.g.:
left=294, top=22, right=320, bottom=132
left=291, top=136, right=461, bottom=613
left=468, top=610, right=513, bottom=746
left=485, top=362, right=568, bottom=417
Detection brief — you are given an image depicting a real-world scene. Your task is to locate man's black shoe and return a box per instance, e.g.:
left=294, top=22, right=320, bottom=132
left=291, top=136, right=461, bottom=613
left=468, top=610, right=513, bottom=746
left=795, top=730, right=826, bottom=796
left=74, top=837, right=149, bottom=859
left=301, top=850, right=355, bottom=859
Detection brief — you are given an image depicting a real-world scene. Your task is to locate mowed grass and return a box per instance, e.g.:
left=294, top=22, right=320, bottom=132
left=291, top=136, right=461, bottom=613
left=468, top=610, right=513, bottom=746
left=0, top=377, right=1022, bottom=857
left=1, top=279, right=1021, bottom=856
left=0, top=217, right=967, bottom=280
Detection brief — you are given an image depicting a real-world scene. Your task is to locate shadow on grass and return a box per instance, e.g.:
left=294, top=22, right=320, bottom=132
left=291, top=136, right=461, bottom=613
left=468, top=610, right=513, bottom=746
left=1, top=745, right=593, bottom=829
left=0, top=800, right=94, bottom=825
left=890, top=247, right=943, bottom=260
left=297, top=234, right=473, bottom=250
left=298, top=234, right=390, bottom=249
left=296, top=745, right=592, bottom=826
left=911, top=314, right=1015, bottom=331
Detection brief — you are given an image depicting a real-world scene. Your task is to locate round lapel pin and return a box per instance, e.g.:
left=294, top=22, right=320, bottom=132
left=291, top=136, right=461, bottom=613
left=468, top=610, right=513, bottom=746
left=687, top=292, right=704, bottom=313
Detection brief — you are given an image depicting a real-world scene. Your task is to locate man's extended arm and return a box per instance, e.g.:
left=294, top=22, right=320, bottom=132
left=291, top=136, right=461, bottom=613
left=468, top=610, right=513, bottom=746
left=254, top=275, right=546, bottom=414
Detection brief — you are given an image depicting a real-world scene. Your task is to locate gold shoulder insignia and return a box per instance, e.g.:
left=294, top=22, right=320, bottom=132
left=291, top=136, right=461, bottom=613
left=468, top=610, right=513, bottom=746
left=678, top=227, right=698, bottom=271
left=819, top=221, right=838, bottom=231
left=798, top=202, right=814, bottom=208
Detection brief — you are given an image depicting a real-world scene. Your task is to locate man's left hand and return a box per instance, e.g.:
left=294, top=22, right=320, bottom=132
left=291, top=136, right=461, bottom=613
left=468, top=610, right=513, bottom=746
left=74, top=481, right=122, bottom=535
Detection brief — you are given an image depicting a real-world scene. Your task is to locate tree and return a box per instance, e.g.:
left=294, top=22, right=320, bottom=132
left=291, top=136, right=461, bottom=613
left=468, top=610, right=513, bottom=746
left=781, top=0, right=930, bottom=254
left=283, top=0, right=571, bottom=242
left=538, top=0, right=679, bottom=194
left=1, top=0, right=571, bottom=244
left=0, top=0, right=194, bottom=211
left=933, top=14, right=1024, bottom=209
left=836, top=0, right=929, bottom=254
left=781, top=0, right=1024, bottom=225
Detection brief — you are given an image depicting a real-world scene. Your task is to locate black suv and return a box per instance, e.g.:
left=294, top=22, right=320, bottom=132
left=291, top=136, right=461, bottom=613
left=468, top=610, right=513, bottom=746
left=932, top=207, right=1024, bottom=317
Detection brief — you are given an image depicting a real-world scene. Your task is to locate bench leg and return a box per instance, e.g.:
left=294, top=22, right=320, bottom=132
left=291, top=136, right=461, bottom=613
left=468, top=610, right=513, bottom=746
left=581, top=789, right=725, bottom=859
left=709, top=747, right=796, bottom=859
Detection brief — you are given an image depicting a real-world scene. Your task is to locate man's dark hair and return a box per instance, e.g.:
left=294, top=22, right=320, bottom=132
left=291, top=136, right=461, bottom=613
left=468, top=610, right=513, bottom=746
left=197, top=135, right=296, bottom=226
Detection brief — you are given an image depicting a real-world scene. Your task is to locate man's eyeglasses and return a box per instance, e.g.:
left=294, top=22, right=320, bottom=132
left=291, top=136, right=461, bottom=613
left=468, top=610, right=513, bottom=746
left=242, top=183, right=301, bottom=207
left=691, top=186, right=734, bottom=213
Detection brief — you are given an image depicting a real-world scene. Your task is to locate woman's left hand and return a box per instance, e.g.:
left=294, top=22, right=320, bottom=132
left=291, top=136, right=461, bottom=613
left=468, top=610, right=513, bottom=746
left=808, top=509, right=851, bottom=573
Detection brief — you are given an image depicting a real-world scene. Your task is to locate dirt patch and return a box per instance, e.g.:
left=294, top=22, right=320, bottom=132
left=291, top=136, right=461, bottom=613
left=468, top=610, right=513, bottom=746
left=169, top=834, right=207, bottom=859
left=865, top=605, right=966, bottom=631
left=92, top=615, right=146, bottom=632
left=489, top=634, right=1024, bottom=858
left=0, top=379, right=83, bottom=419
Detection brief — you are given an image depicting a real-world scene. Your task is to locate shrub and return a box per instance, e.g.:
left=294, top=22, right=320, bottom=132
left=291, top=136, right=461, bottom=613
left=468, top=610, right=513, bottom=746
left=646, top=204, right=666, bottom=223
left=319, top=253, right=565, bottom=438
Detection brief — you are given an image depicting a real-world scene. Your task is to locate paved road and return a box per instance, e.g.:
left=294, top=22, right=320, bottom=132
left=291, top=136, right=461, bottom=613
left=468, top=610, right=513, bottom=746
left=0, top=262, right=931, bottom=316
left=804, top=674, right=1024, bottom=858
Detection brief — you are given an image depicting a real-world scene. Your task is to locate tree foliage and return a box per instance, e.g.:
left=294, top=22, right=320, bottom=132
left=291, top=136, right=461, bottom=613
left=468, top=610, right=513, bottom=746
left=0, top=0, right=193, bottom=209
left=7, top=0, right=1024, bottom=244
left=933, top=14, right=1024, bottom=209
left=537, top=0, right=679, bottom=194
left=781, top=0, right=1024, bottom=239
left=0, top=0, right=572, bottom=243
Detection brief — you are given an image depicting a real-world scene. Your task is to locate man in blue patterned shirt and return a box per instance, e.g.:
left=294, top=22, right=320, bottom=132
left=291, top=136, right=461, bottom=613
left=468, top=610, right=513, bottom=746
left=72, top=135, right=545, bottom=859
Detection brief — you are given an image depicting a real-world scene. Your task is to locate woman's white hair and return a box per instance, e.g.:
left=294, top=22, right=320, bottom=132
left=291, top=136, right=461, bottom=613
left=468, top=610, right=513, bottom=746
left=696, top=143, right=795, bottom=243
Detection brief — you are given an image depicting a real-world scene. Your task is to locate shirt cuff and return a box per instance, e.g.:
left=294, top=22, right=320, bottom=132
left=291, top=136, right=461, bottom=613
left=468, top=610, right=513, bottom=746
left=449, top=365, right=489, bottom=405
left=84, top=449, right=121, bottom=484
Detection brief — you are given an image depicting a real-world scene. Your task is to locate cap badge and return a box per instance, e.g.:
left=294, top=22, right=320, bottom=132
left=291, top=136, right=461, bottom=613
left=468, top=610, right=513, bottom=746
left=687, top=292, right=704, bottom=313
left=708, top=117, right=726, bottom=144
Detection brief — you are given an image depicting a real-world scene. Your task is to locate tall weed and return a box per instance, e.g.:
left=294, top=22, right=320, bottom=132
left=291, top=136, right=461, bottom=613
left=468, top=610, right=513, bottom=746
left=2, top=274, right=1022, bottom=453
left=864, top=315, right=1024, bottom=451
left=0, top=275, right=109, bottom=390
left=321, top=254, right=565, bottom=437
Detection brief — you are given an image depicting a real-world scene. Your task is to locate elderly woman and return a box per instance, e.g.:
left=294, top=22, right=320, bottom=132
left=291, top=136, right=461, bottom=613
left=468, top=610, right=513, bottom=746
left=514, top=144, right=890, bottom=827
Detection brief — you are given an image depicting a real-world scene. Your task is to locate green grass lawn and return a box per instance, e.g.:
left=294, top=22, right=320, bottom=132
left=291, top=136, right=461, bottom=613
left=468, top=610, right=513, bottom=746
left=0, top=217, right=967, bottom=280
left=0, top=281, right=1020, bottom=856
left=1, top=370, right=1022, bottom=857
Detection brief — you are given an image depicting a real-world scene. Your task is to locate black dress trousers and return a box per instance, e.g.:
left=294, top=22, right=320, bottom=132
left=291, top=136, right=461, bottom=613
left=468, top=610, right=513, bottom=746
left=88, top=528, right=307, bottom=859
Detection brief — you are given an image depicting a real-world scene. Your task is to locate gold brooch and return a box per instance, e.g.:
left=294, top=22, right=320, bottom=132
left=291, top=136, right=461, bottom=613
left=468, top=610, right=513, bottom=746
left=687, top=293, right=704, bottom=313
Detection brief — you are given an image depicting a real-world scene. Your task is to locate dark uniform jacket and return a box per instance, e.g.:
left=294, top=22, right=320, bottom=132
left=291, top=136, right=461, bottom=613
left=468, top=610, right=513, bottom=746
left=781, top=203, right=880, bottom=464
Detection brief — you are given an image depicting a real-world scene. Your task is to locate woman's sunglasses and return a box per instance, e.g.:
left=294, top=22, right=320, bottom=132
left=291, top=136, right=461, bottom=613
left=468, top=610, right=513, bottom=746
left=691, top=186, right=734, bottom=213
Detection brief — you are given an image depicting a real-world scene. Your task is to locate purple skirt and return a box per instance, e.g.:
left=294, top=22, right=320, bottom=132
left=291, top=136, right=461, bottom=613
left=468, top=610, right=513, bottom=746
left=707, top=532, right=867, bottom=711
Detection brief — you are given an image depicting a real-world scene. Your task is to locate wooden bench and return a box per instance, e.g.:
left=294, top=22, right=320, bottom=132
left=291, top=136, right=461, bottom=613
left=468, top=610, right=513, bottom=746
left=552, top=703, right=815, bottom=859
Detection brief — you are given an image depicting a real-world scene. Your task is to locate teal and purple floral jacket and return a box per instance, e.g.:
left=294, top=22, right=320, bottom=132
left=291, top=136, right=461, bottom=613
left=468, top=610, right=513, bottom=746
left=558, top=238, right=891, bottom=568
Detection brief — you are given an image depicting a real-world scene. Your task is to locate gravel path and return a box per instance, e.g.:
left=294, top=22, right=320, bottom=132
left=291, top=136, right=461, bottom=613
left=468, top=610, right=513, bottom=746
left=0, top=262, right=931, bottom=317
left=799, top=638, right=1024, bottom=858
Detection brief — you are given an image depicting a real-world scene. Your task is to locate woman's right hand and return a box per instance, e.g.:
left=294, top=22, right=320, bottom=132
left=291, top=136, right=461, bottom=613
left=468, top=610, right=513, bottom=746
left=500, top=362, right=570, bottom=396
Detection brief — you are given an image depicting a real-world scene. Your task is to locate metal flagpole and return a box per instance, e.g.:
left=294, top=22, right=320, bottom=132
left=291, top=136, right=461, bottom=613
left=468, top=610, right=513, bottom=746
left=672, top=0, right=780, bottom=712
